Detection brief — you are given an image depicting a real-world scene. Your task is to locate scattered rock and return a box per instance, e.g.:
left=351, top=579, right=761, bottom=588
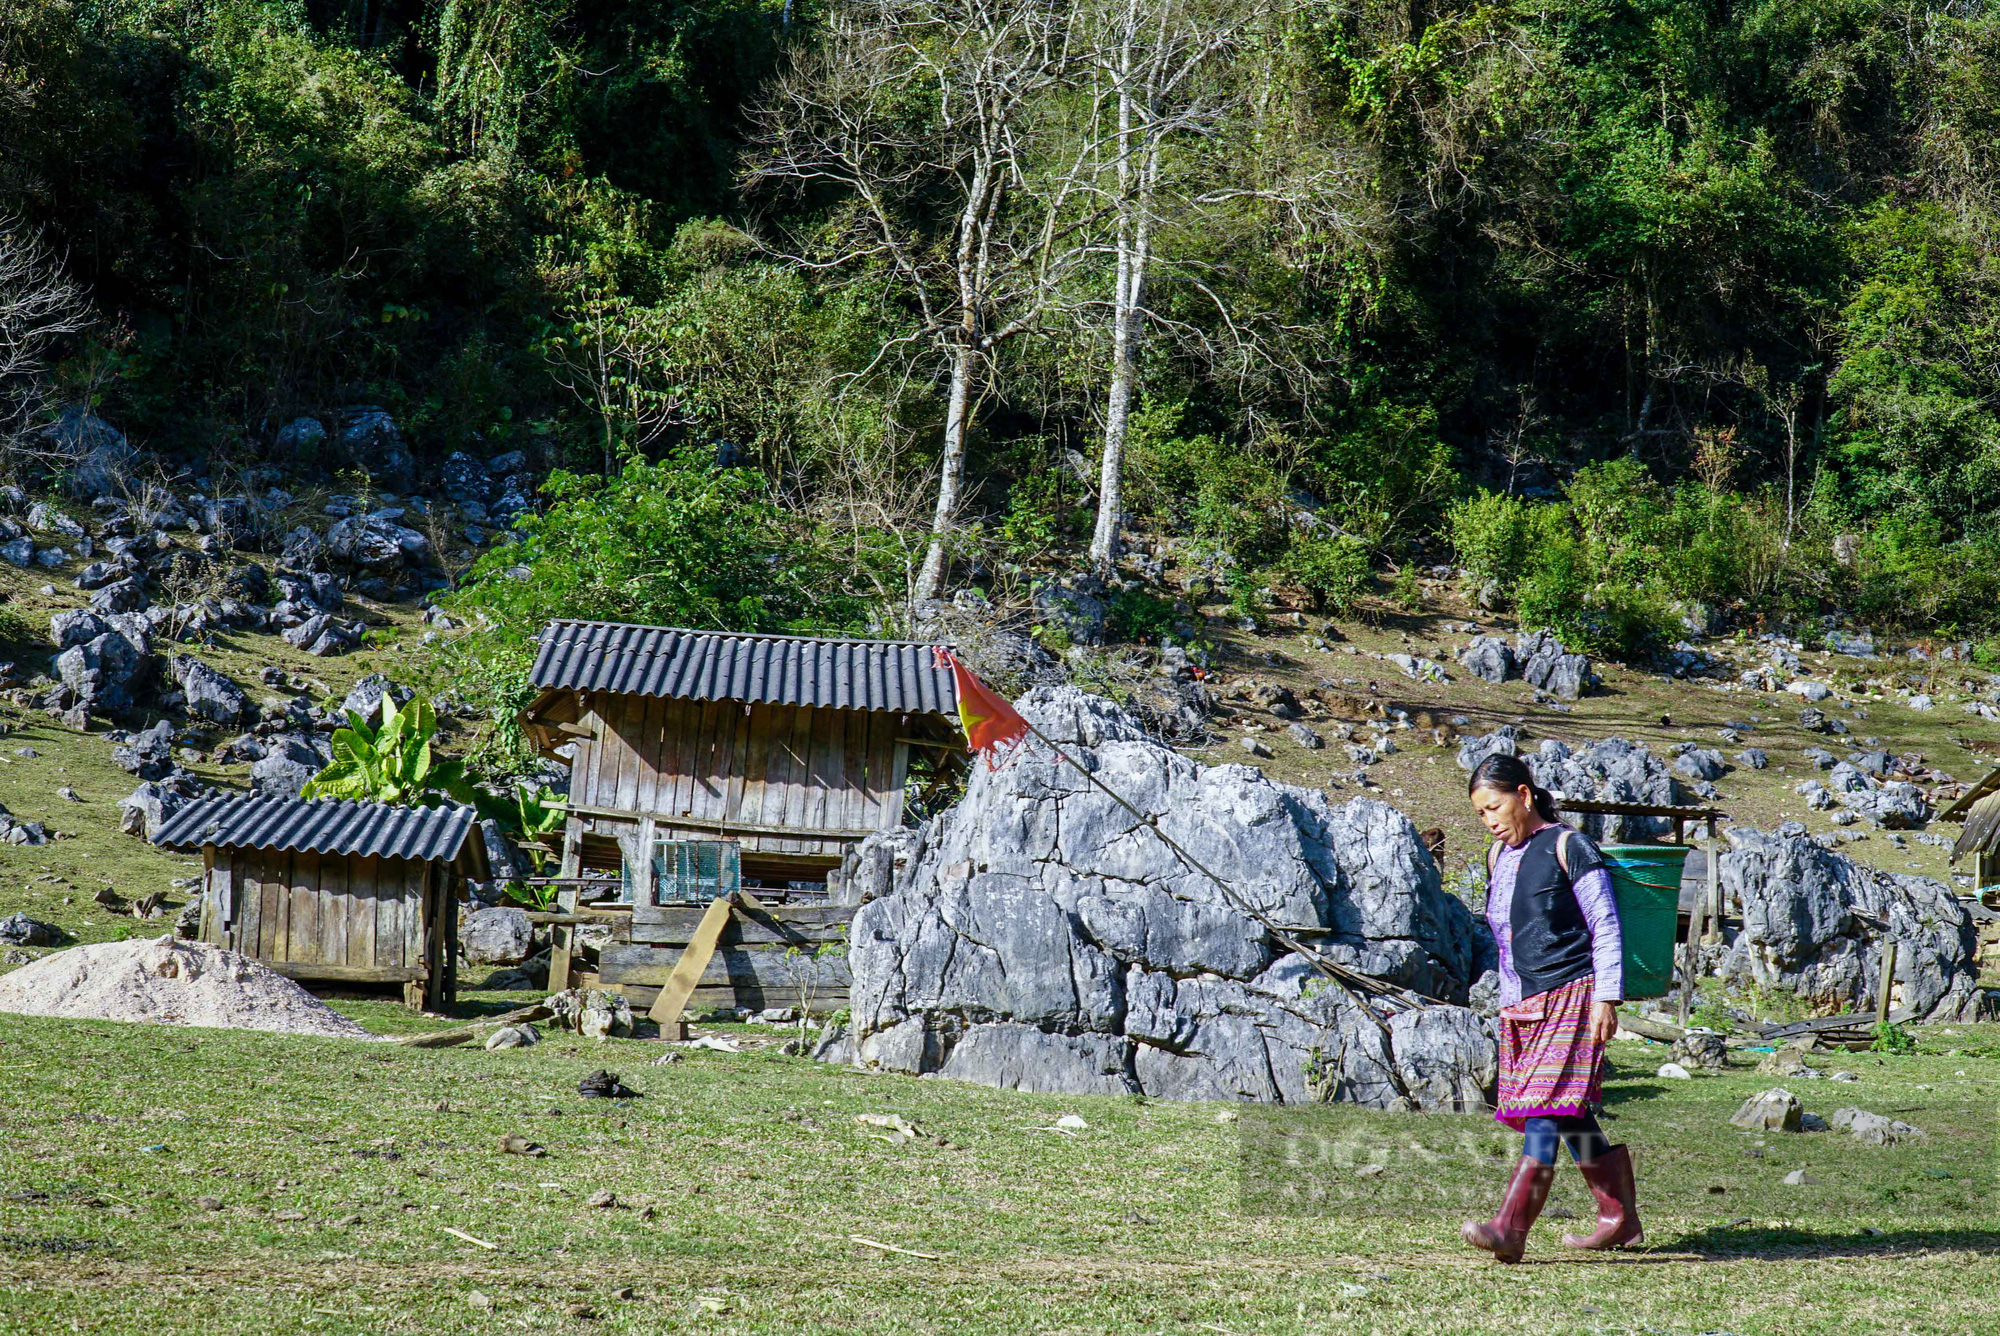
left=1729, top=1088, right=1803, bottom=1133
left=546, top=988, right=634, bottom=1040
left=175, top=657, right=253, bottom=727
left=1515, top=629, right=1598, bottom=700
left=1829, top=1106, right=1926, bottom=1146
left=1656, top=1062, right=1692, bottom=1080
left=338, top=674, right=413, bottom=725
left=1783, top=1169, right=1816, bottom=1185
left=0, top=913, right=64, bottom=947
left=1757, top=1047, right=1821, bottom=1079
left=1456, top=636, right=1514, bottom=684
left=1672, top=747, right=1728, bottom=782
left=1287, top=723, right=1324, bottom=750
left=483, top=1023, right=540, bottom=1050
left=1387, top=653, right=1449, bottom=684
left=1671, top=1031, right=1728, bottom=1071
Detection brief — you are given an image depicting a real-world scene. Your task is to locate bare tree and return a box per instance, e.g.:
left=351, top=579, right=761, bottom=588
left=744, top=0, right=1094, bottom=603
left=1073, top=0, right=1377, bottom=566
left=538, top=283, right=687, bottom=474
left=0, top=216, right=92, bottom=456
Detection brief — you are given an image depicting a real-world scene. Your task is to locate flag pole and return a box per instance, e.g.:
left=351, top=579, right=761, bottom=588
left=1011, top=718, right=1438, bottom=1019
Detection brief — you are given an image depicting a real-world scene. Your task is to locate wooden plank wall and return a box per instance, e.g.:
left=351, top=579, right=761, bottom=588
left=207, top=849, right=432, bottom=984
left=572, top=696, right=908, bottom=854
left=596, top=903, right=854, bottom=1012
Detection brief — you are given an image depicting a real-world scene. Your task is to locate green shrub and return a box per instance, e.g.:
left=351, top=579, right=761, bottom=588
left=1106, top=589, right=1179, bottom=643
left=1279, top=533, right=1372, bottom=613
left=434, top=447, right=874, bottom=769
left=1448, top=490, right=1540, bottom=586
left=1307, top=404, right=1456, bottom=549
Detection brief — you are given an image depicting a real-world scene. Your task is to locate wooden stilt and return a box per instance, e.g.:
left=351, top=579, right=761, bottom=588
left=548, top=816, right=582, bottom=993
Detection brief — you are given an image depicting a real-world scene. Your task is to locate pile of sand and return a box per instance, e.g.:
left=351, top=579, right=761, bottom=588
left=0, top=935, right=373, bottom=1039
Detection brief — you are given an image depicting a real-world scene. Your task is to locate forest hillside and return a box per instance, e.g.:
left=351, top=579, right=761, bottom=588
left=6, top=0, right=2000, bottom=727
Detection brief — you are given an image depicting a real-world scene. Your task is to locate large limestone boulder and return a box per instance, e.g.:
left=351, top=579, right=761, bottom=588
left=42, top=407, right=141, bottom=500
left=1526, top=737, right=1682, bottom=841
left=460, top=906, right=533, bottom=966
left=1719, top=826, right=1985, bottom=1021
left=833, top=687, right=1496, bottom=1108
left=174, top=656, right=252, bottom=727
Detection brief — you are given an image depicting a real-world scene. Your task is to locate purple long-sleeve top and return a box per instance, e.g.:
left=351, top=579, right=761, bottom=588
left=1487, top=836, right=1623, bottom=1008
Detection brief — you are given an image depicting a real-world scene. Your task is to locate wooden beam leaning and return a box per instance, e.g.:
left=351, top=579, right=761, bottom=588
left=646, top=893, right=736, bottom=1030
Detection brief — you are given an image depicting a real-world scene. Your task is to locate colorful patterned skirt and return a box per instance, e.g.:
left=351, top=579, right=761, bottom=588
left=1494, top=975, right=1605, bottom=1130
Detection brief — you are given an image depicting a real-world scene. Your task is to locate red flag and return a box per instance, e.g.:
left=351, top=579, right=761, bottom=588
left=934, top=647, right=1030, bottom=767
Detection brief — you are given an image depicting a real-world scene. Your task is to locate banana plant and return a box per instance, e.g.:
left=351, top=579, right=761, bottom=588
left=301, top=696, right=477, bottom=808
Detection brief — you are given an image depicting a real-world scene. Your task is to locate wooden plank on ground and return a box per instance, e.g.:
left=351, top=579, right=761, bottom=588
left=614, top=983, right=847, bottom=1013
left=645, top=895, right=735, bottom=1028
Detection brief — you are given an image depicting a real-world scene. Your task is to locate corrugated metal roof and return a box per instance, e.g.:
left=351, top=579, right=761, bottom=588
left=1941, top=761, right=2000, bottom=822
left=529, top=621, right=959, bottom=715
left=1952, top=790, right=2000, bottom=862
left=152, top=795, right=478, bottom=863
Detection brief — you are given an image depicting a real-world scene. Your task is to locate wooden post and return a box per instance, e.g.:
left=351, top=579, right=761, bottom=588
left=1876, top=938, right=1898, bottom=1027
left=548, top=816, right=583, bottom=993
left=1705, top=815, right=1722, bottom=945
left=633, top=815, right=658, bottom=907
left=1678, top=885, right=1703, bottom=1027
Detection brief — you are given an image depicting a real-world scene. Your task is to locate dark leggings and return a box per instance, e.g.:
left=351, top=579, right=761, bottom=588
left=1522, top=1113, right=1608, bottom=1166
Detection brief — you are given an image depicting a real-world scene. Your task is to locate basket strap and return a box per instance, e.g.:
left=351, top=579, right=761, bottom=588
left=1556, top=828, right=1571, bottom=878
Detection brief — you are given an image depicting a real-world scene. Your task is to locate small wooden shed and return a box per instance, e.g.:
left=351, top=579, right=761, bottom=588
left=153, top=795, right=487, bottom=1010
left=518, top=621, right=963, bottom=893
left=517, top=621, right=964, bottom=1008
left=1942, top=763, right=2000, bottom=895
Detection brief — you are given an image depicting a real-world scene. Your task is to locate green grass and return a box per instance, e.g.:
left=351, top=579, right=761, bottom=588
left=0, top=1002, right=1996, bottom=1334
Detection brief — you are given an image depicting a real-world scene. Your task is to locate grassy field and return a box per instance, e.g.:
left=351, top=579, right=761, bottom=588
left=0, top=520, right=1996, bottom=1332
left=0, top=998, right=1995, bottom=1335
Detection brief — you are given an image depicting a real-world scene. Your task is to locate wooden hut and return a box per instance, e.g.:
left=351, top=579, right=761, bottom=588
left=1941, top=763, right=2000, bottom=897
left=519, top=621, right=963, bottom=894
left=153, top=795, right=487, bottom=1010
left=517, top=621, right=964, bottom=1009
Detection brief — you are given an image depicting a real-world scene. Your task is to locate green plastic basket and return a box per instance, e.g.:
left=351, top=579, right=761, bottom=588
left=1599, top=844, right=1688, bottom=1001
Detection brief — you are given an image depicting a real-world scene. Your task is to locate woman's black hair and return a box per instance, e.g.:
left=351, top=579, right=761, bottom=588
left=1467, top=752, right=1561, bottom=823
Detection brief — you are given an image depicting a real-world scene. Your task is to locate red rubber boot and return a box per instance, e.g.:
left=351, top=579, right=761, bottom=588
left=1561, top=1143, right=1644, bottom=1249
left=1460, top=1155, right=1555, bottom=1264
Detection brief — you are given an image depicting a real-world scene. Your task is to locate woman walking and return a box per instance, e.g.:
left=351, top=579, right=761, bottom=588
left=1460, top=753, right=1642, bottom=1263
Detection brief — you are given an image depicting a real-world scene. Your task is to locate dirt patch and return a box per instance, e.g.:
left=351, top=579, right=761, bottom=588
left=0, top=935, right=373, bottom=1039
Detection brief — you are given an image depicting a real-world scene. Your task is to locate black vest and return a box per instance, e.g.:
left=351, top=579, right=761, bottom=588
left=1500, top=826, right=1600, bottom=1001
